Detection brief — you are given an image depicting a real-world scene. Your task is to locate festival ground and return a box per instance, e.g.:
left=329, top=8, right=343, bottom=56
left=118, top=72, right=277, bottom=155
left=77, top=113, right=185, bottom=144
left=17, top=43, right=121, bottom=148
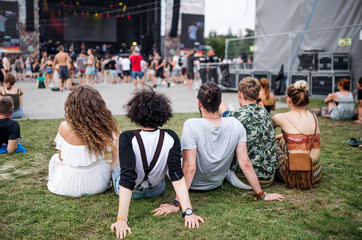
left=17, top=79, right=288, bottom=120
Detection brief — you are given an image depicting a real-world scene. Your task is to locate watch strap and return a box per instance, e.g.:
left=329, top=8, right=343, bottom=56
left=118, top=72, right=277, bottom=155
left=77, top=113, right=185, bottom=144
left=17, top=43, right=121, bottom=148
left=172, top=199, right=181, bottom=208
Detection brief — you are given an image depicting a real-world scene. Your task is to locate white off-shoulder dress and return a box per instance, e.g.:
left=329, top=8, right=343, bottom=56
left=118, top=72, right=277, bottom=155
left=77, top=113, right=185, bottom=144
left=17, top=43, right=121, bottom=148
left=47, top=133, right=112, bottom=197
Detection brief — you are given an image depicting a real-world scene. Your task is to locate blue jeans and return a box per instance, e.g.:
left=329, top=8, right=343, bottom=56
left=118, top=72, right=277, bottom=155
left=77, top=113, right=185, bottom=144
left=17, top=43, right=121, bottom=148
left=11, top=106, right=23, bottom=119
left=112, top=164, right=165, bottom=199
left=131, top=71, right=144, bottom=79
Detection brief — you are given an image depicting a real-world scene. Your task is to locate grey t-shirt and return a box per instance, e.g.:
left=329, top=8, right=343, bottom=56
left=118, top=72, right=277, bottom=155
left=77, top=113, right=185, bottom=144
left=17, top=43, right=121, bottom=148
left=181, top=117, right=247, bottom=190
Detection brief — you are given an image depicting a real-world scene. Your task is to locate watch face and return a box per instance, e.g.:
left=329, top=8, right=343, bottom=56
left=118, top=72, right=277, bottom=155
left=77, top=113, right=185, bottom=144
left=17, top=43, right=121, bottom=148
left=185, top=208, right=193, bottom=215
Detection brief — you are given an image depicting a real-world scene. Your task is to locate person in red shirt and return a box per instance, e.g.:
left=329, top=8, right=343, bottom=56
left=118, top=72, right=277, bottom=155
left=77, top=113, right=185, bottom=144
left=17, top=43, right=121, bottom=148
left=129, top=50, right=144, bottom=88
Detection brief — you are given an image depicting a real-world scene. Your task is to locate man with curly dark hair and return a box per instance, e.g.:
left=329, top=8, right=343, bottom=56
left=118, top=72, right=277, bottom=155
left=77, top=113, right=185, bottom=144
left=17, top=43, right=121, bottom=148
left=111, top=89, right=203, bottom=239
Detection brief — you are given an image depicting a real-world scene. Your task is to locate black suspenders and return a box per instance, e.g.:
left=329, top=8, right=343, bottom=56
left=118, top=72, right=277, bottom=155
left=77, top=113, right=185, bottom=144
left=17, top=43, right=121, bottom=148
left=132, top=129, right=165, bottom=188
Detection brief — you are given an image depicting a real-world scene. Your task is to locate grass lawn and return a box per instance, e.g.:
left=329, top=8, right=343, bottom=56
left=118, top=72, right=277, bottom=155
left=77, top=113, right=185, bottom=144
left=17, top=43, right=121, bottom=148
left=0, top=100, right=361, bottom=239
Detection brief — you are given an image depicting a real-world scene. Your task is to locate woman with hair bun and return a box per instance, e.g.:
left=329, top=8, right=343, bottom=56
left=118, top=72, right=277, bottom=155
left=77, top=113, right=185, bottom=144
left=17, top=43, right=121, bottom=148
left=259, top=78, right=275, bottom=113
left=0, top=73, right=23, bottom=119
left=47, top=85, right=119, bottom=197
left=273, top=80, right=322, bottom=189
left=324, top=78, right=354, bottom=120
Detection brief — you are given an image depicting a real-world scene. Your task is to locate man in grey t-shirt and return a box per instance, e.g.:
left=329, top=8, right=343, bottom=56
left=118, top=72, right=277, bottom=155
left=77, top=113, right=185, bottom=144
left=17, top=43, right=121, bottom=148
left=181, top=117, right=247, bottom=190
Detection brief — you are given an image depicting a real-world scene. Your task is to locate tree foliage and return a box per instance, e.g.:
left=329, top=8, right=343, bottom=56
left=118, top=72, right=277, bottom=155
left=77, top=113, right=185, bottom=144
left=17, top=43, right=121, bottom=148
left=205, top=28, right=255, bottom=59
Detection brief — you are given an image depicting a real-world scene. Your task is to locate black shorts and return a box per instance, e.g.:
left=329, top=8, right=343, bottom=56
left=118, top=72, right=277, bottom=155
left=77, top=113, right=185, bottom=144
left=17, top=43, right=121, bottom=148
left=123, top=70, right=130, bottom=76
left=59, top=66, right=71, bottom=80
left=156, top=70, right=165, bottom=79
left=186, top=71, right=194, bottom=80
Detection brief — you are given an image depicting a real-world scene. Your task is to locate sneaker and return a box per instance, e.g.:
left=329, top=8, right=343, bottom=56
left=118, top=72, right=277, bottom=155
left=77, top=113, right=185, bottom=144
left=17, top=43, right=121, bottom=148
left=167, top=82, right=170, bottom=88
left=153, top=84, right=157, bottom=88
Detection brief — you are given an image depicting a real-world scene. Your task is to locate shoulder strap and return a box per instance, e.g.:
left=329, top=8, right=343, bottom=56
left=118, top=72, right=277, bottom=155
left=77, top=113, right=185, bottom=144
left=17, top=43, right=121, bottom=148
left=284, top=113, right=303, bottom=134
left=309, top=113, right=318, bottom=153
left=132, top=129, right=165, bottom=188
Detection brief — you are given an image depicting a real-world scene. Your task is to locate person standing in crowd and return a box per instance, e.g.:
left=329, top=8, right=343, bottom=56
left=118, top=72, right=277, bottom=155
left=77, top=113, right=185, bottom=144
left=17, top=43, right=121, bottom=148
left=2, top=54, right=11, bottom=73
left=0, top=74, right=23, bottom=119
left=103, top=56, right=111, bottom=84
left=116, top=56, right=123, bottom=82
left=108, top=56, right=118, bottom=84
left=147, top=54, right=156, bottom=84
left=0, top=97, right=25, bottom=154
left=25, top=57, right=32, bottom=78
left=273, top=80, right=322, bottom=189
left=219, top=77, right=278, bottom=188
left=40, top=56, right=54, bottom=86
left=15, top=56, right=24, bottom=80
left=324, top=78, right=354, bottom=120
left=186, top=51, right=196, bottom=90
left=171, top=53, right=183, bottom=84
left=154, top=52, right=166, bottom=88
left=208, top=49, right=219, bottom=84
left=76, top=50, right=87, bottom=85
left=259, top=78, right=276, bottom=113
left=85, top=49, right=96, bottom=87
left=198, top=50, right=208, bottom=84
left=0, top=57, right=5, bottom=87
left=32, top=59, right=41, bottom=79
left=40, top=52, right=47, bottom=75
left=121, top=55, right=131, bottom=83
left=110, top=89, right=203, bottom=239
left=53, top=46, right=72, bottom=91
left=129, top=50, right=144, bottom=88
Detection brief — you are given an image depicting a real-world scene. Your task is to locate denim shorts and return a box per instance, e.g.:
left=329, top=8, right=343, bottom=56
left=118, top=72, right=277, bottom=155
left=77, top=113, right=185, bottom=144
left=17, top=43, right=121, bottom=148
left=131, top=71, right=143, bottom=79
left=112, top=164, right=165, bottom=199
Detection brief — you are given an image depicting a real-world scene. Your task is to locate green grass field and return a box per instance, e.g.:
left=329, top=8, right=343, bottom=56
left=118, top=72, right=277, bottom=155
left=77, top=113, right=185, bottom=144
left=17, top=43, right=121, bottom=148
left=0, top=101, right=361, bottom=239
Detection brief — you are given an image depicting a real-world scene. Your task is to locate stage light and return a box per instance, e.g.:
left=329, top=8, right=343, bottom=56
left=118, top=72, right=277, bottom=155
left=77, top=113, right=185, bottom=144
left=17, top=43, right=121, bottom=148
left=110, top=4, right=113, bottom=8
left=76, top=1, right=79, bottom=5
left=132, top=42, right=137, bottom=46
left=119, top=2, right=123, bottom=6
left=123, top=5, right=126, bottom=12
left=81, top=12, right=84, bottom=16
left=95, top=13, right=98, bottom=16
left=99, top=13, right=102, bottom=17
left=106, top=14, right=110, bottom=18
left=127, top=15, right=131, bottom=21
left=116, top=14, right=120, bottom=18
left=58, top=10, right=61, bottom=15
left=48, top=40, right=52, bottom=43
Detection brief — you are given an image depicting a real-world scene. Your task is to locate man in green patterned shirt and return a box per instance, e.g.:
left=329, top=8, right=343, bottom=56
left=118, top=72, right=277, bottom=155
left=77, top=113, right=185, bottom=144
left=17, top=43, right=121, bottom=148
left=220, top=77, right=278, bottom=188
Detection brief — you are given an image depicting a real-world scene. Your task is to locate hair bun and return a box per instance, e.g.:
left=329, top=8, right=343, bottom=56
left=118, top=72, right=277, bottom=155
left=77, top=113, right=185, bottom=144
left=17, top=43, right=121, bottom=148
left=294, top=80, right=308, bottom=92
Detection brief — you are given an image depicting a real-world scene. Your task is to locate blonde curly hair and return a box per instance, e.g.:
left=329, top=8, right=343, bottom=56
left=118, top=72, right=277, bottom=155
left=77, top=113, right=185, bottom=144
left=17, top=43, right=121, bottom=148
left=64, top=85, right=119, bottom=156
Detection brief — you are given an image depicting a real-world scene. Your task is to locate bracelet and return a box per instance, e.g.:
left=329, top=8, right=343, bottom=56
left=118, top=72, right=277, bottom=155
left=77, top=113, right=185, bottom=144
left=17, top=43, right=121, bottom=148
left=117, top=217, right=128, bottom=223
left=253, top=190, right=266, bottom=201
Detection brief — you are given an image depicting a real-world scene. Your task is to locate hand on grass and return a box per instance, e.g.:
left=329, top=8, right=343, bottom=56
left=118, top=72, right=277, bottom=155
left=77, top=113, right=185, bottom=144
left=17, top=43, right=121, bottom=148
left=111, top=220, right=132, bottom=239
left=185, top=214, right=204, bottom=228
left=152, top=203, right=180, bottom=216
left=264, top=193, right=284, bottom=201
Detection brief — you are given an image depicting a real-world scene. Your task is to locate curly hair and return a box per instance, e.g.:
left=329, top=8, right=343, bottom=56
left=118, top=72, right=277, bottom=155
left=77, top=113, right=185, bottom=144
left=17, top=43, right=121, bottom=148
left=337, top=78, right=350, bottom=91
left=197, top=82, right=221, bottom=113
left=64, top=85, right=119, bottom=156
left=126, top=88, right=172, bottom=128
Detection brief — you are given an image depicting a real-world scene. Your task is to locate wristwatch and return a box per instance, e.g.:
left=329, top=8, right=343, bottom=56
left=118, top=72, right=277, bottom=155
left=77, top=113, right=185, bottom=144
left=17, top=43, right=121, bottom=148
left=182, top=208, right=194, bottom=218
left=172, top=199, right=181, bottom=208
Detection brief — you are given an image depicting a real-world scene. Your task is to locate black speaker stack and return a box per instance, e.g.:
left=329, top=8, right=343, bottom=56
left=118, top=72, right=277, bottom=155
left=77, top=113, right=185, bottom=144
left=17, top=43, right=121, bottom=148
left=297, top=50, right=351, bottom=96
left=26, top=0, right=34, bottom=31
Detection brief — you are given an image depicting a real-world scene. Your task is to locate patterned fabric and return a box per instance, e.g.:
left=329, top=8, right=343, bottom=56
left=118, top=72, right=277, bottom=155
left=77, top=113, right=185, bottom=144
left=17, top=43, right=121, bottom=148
left=276, top=137, right=322, bottom=184
left=227, top=104, right=278, bottom=180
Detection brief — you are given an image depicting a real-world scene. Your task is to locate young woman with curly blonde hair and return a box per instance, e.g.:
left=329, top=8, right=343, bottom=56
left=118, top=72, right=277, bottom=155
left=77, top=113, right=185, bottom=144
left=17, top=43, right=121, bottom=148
left=47, top=85, right=119, bottom=197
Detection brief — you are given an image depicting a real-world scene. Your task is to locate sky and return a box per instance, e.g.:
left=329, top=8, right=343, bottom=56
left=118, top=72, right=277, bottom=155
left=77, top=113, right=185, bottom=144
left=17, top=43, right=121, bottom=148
left=204, top=0, right=255, bottom=37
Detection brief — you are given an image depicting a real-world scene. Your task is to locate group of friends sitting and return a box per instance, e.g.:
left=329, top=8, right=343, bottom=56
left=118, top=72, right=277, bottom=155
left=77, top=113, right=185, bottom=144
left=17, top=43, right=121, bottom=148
left=1, top=75, right=334, bottom=239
